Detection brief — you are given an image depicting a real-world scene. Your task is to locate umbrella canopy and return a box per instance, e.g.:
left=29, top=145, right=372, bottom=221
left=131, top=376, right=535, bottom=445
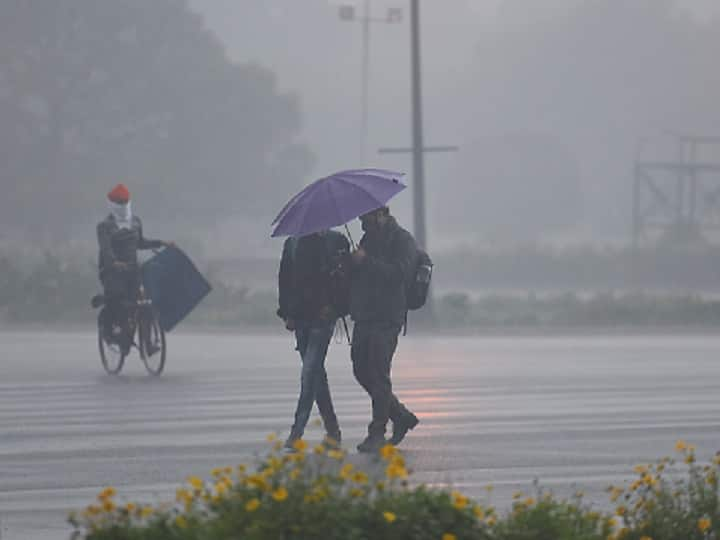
left=271, top=169, right=406, bottom=238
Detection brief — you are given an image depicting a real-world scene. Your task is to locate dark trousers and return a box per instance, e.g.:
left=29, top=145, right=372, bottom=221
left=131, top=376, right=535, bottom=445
left=100, top=266, right=140, bottom=334
left=290, top=322, right=339, bottom=438
left=351, top=322, right=413, bottom=438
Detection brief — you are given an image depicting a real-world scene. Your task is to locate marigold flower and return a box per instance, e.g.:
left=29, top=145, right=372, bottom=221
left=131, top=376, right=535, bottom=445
left=675, top=440, right=687, bottom=452
left=292, top=439, right=308, bottom=452
left=266, top=433, right=278, bottom=442
left=386, top=463, right=408, bottom=479
left=615, top=505, right=627, bottom=516
left=685, top=454, right=696, bottom=464
left=340, top=463, right=354, bottom=479
left=383, top=511, right=397, bottom=523
left=245, top=498, right=261, bottom=512
left=610, top=487, right=624, bottom=501
left=512, top=491, right=524, bottom=500
left=698, top=518, right=711, bottom=533
left=237, top=464, right=247, bottom=474
left=98, top=487, right=116, bottom=500
left=524, top=497, right=535, bottom=507
left=125, top=503, right=136, bottom=513
left=290, top=468, right=302, bottom=480
left=272, top=487, right=288, bottom=502
left=353, top=471, right=369, bottom=484
left=314, top=444, right=326, bottom=455
left=452, top=491, right=468, bottom=509
left=380, top=444, right=397, bottom=460
left=140, top=506, right=154, bottom=519
left=85, top=504, right=101, bottom=516
left=175, top=515, right=188, bottom=529
left=187, top=476, right=204, bottom=490
left=350, top=488, right=365, bottom=498
left=442, top=534, right=457, bottom=540
left=473, top=505, right=485, bottom=519
left=486, top=515, right=497, bottom=526
left=101, top=499, right=115, bottom=513
left=327, top=449, right=344, bottom=460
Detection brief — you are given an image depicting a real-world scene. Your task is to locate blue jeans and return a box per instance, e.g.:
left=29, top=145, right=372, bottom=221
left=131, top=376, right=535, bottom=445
left=290, top=322, right=340, bottom=439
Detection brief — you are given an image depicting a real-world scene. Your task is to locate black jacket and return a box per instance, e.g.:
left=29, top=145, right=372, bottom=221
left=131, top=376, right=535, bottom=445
left=97, top=214, right=164, bottom=274
left=277, top=231, right=351, bottom=323
left=350, top=217, right=417, bottom=325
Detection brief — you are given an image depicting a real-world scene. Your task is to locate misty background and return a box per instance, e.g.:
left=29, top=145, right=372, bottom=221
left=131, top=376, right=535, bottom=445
left=3, top=0, right=720, bottom=323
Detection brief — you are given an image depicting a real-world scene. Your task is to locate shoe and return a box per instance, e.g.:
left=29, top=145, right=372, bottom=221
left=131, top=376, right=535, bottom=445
left=356, top=434, right=386, bottom=453
left=284, top=431, right=303, bottom=451
left=389, top=413, right=419, bottom=446
left=323, top=431, right=342, bottom=448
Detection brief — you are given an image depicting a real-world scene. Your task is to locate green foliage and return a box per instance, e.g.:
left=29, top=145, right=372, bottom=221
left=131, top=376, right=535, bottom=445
left=71, top=441, right=720, bottom=540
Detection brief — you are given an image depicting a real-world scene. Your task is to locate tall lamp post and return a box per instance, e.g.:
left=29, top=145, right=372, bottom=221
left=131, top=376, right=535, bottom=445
left=338, top=2, right=403, bottom=164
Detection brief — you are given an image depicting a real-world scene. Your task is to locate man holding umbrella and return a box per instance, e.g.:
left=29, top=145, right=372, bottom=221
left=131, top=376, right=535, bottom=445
left=349, top=206, right=420, bottom=452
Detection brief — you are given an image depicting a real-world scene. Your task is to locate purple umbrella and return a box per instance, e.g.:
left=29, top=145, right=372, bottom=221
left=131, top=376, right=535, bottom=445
left=271, top=169, right=406, bottom=238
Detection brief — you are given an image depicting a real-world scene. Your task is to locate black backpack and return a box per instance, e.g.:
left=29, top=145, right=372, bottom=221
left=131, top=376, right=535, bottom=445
left=406, top=249, right=433, bottom=311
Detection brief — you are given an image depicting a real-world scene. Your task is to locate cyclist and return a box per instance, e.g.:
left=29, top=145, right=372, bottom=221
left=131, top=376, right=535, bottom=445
left=97, top=183, right=172, bottom=354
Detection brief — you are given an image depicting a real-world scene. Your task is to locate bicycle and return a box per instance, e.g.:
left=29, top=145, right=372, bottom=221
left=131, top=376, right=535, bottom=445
left=94, top=283, right=167, bottom=376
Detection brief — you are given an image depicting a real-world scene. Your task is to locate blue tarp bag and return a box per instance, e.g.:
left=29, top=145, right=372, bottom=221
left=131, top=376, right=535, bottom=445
left=141, top=247, right=211, bottom=332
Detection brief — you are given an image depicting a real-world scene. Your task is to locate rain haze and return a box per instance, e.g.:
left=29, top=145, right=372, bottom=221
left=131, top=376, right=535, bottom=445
left=4, top=2, right=720, bottom=539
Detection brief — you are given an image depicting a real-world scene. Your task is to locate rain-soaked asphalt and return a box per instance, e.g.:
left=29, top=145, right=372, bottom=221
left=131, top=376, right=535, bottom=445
left=2, top=329, right=720, bottom=539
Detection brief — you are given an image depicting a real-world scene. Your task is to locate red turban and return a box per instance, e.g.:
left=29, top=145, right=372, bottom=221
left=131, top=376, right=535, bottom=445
left=107, top=183, right=130, bottom=204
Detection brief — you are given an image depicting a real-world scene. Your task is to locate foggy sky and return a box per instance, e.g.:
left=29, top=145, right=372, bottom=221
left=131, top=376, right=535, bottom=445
left=191, top=0, right=720, bottom=252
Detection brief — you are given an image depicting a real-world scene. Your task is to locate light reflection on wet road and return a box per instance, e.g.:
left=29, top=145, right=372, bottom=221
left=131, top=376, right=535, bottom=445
left=1, top=330, right=719, bottom=539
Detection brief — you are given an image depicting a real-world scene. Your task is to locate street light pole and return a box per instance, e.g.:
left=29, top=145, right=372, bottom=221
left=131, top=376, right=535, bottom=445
left=410, top=0, right=426, bottom=250
left=338, top=2, right=403, bottom=166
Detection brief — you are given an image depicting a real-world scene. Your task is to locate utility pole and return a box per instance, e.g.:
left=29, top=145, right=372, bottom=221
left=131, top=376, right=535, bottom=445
left=338, top=3, right=403, bottom=165
left=379, top=1, right=459, bottom=323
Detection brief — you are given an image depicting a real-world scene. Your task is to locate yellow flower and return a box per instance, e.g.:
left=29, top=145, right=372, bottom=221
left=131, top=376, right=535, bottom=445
left=266, top=433, right=278, bottom=442
left=442, top=534, right=457, bottom=540
left=176, top=488, right=193, bottom=504
left=380, top=444, right=397, bottom=460
left=512, top=491, right=524, bottom=500
left=245, top=498, right=261, bottom=512
left=314, top=444, right=326, bottom=455
left=101, top=499, right=115, bottom=513
left=237, top=464, right=247, bottom=475
left=634, top=464, right=648, bottom=475
left=175, top=515, right=188, bottom=529
left=350, top=488, right=365, bottom=498
left=187, top=476, right=204, bottom=490
left=616, top=505, right=627, bottom=516
left=383, top=511, right=397, bottom=523
left=140, top=506, right=154, bottom=519
left=610, top=487, right=624, bottom=502
left=125, top=503, right=137, bottom=513
left=698, top=518, right=711, bottom=533
left=675, top=440, right=687, bottom=452
left=386, top=463, right=408, bottom=479
left=486, top=515, right=497, bottom=526
left=353, top=471, right=369, bottom=484
left=214, top=481, right=229, bottom=496
left=290, top=468, right=302, bottom=481
left=340, top=463, right=354, bottom=480
left=640, top=536, right=653, bottom=540
left=292, top=439, right=308, bottom=452
left=524, top=497, right=536, bottom=507
left=327, top=449, right=345, bottom=460
left=98, top=486, right=116, bottom=500
left=452, top=491, right=468, bottom=510
left=272, top=486, right=289, bottom=502
left=211, top=467, right=223, bottom=478
left=473, top=505, right=485, bottom=519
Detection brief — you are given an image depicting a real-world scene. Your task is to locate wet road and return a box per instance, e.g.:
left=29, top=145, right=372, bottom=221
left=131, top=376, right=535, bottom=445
left=1, top=330, right=720, bottom=539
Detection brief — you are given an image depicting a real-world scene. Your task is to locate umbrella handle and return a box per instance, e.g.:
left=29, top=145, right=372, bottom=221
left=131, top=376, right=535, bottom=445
left=344, top=224, right=356, bottom=250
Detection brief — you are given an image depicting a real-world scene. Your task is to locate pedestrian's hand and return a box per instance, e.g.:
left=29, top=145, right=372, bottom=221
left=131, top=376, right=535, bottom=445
left=351, top=247, right=366, bottom=264
left=285, top=318, right=295, bottom=331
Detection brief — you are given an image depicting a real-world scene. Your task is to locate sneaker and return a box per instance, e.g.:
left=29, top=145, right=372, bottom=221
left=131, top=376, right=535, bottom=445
left=389, top=413, right=419, bottom=446
left=356, top=434, right=386, bottom=453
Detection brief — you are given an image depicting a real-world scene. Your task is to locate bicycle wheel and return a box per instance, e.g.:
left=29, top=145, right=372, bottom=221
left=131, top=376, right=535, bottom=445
left=139, top=307, right=166, bottom=375
left=98, top=309, right=126, bottom=375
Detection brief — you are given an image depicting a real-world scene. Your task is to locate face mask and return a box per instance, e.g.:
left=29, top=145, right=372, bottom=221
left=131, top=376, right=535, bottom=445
left=109, top=200, right=132, bottom=229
